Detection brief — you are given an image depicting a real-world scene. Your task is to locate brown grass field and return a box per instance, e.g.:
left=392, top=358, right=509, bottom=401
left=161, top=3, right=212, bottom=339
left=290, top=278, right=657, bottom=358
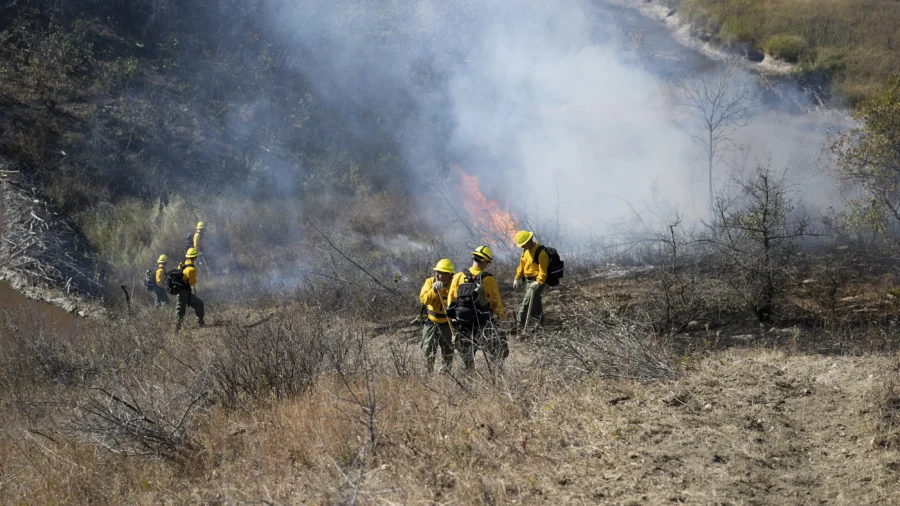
left=1, top=272, right=899, bottom=505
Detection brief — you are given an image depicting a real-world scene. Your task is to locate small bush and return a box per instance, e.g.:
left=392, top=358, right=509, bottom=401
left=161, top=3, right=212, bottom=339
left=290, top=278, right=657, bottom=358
left=73, top=366, right=211, bottom=460
left=531, top=302, right=676, bottom=381
left=213, top=308, right=359, bottom=408
left=763, top=34, right=811, bottom=63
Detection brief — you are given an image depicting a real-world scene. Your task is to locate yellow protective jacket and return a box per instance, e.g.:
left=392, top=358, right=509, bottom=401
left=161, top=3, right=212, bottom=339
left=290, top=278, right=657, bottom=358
left=193, top=231, right=202, bottom=250
left=181, top=260, right=198, bottom=287
left=419, top=276, right=450, bottom=324
left=155, top=265, right=166, bottom=287
left=516, top=241, right=550, bottom=285
left=448, top=266, right=506, bottom=320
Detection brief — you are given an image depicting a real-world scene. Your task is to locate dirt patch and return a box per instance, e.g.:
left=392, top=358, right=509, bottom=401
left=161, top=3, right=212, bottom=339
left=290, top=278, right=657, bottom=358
left=0, top=280, right=80, bottom=334
left=511, top=350, right=900, bottom=504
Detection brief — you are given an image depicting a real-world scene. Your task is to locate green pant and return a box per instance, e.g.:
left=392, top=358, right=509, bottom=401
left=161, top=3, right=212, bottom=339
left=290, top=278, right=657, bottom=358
left=517, top=282, right=545, bottom=329
left=455, top=322, right=508, bottom=373
left=422, top=321, right=453, bottom=372
left=153, top=286, right=169, bottom=306
left=175, top=290, right=204, bottom=330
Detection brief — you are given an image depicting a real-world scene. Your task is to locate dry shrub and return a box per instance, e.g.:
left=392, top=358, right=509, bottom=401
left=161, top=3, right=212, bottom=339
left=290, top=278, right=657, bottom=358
left=531, top=302, right=676, bottom=381
left=72, top=365, right=211, bottom=461
left=644, top=264, right=737, bottom=334
left=213, top=308, right=362, bottom=409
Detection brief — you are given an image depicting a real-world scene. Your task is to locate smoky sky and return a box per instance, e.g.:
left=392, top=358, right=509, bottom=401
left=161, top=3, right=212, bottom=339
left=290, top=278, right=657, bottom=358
left=261, top=0, right=842, bottom=240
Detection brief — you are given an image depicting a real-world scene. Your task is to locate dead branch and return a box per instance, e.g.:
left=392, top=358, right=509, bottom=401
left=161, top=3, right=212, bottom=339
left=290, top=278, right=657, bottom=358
left=308, top=220, right=400, bottom=296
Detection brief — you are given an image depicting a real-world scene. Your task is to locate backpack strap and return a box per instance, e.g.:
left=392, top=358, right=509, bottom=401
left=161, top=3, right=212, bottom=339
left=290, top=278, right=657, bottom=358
left=534, top=245, right=546, bottom=263
left=462, top=268, right=492, bottom=283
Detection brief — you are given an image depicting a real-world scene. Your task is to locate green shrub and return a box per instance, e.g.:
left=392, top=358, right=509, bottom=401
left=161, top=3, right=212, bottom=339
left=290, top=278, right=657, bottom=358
left=721, top=18, right=757, bottom=45
left=763, top=34, right=811, bottom=63
left=77, top=196, right=196, bottom=275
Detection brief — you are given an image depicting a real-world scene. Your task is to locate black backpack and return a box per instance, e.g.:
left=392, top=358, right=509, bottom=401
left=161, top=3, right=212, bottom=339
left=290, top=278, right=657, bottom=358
left=184, top=232, right=194, bottom=250
left=144, top=269, right=156, bottom=291
left=164, top=267, right=189, bottom=294
left=450, top=269, right=493, bottom=325
left=535, top=245, right=565, bottom=287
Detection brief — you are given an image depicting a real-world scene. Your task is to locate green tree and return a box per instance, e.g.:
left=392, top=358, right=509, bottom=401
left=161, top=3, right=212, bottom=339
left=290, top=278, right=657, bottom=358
left=831, top=75, right=900, bottom=239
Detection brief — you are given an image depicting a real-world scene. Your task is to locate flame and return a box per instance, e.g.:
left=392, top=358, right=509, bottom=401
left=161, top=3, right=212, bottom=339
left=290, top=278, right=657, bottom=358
left=453, top=165, right=518, bottom=244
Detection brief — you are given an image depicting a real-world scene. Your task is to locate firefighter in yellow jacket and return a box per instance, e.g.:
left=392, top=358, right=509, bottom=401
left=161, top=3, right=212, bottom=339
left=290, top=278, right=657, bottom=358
left=175, top=248, right=205, bottom=330
left=153, top=254, right=170, bottom=307
left=419, top=259, right=455, bottom=373
left=192, top=221, right=205, bottom=251
left=191, top=221, right=210, bottom=270
left=513, top=230, right=550, bottom=331
left=448, top=246, right=507, bottom=371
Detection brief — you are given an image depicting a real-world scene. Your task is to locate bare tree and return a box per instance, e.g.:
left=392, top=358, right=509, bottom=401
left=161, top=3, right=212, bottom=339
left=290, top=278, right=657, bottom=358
left=670, top=60, right=759, bottom=232
left=706, top=161, right=810, bottom=321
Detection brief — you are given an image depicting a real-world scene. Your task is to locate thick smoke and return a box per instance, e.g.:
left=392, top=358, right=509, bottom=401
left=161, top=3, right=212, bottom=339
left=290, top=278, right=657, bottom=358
left=265, top=0, right=841, bottom=243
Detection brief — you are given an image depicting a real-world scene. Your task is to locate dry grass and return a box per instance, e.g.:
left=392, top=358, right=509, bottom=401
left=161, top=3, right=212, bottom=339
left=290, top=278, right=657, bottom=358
left=2, top=341, right=899, bottom=504
left=75, top=190, right=437, bottom=299
left=679, top=0, right=900, bottom=101
left=4, top=240, right=900, bottom=503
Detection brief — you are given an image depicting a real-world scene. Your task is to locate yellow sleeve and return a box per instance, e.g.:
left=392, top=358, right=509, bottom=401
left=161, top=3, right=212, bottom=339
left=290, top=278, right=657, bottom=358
left=193, top=232, right=201, bottom=250
left=184, top=265, right=198, bottom=286
left=483, top=275, right=506, bottom=319
left=515, top=252, right=526, bottom=279
left=156, top=267, right=165, bottom=287
left=419, top=277, right=440, bottom=307
left=536, top=249, right=550, bottom=285
left=447, top=272, right=463, bottom=305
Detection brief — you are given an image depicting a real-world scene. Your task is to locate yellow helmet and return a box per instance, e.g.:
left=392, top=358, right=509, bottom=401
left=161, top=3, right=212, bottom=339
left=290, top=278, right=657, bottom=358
left=157, top=254, right=169, bottom=264
left=433, top=258, right=455, bottom=274
left=471, top=246, right=493, bottom=262
left=185, top=248, right=199, bottom=259
left=196, top=221, right=206, bottom=230
left=515, top=230, right=534, bottom=247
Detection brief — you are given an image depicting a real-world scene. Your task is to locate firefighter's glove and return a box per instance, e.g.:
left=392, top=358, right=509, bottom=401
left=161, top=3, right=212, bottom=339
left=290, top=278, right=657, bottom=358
left=513, top=278, right=521, bottom=289
left=432, top=281, right=445, bottom=292
left=529, top=281, right=540, bottom=290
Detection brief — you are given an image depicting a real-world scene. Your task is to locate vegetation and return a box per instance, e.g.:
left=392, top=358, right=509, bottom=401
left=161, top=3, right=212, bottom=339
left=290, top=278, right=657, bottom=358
left=831, top=75, right=900, bottom=242
left=2, top=2, right=900, bottom=502
left=2, top=241, right=900, bottom=503
left=0, top=0, right=452, bottom=288
left=679, top=0, right=900, bottom=101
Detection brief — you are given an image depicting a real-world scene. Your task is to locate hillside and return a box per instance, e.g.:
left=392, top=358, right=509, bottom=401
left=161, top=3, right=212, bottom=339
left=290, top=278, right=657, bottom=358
left=2, top=1, right=900, bottom=504
left=0, top=0, right=447, bottom=289
left=676, top=0, right=900, bottom=102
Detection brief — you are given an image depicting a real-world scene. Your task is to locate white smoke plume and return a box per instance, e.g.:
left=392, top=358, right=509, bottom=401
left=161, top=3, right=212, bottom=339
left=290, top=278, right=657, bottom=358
left=266, top=0, right=842, bottom=243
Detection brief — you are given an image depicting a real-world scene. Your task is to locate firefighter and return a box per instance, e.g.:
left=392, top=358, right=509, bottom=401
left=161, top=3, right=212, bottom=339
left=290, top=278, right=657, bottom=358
left=187, top=221, right=209, bottom=271
left=419, top=259, right=455, bottom=373
left=153, top=254, right=170, bottom=307
left=192, top=221, right=205, bottom=251
left=513, top=230, right=550, bottom=332
left=175, top=248, right=205, bottom=331
left=447, top=246, right=507, bottom=372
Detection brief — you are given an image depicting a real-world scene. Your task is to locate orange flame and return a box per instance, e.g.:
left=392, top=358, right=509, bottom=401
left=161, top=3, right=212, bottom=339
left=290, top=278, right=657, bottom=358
left=453, top=165, right=519, bottom=244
